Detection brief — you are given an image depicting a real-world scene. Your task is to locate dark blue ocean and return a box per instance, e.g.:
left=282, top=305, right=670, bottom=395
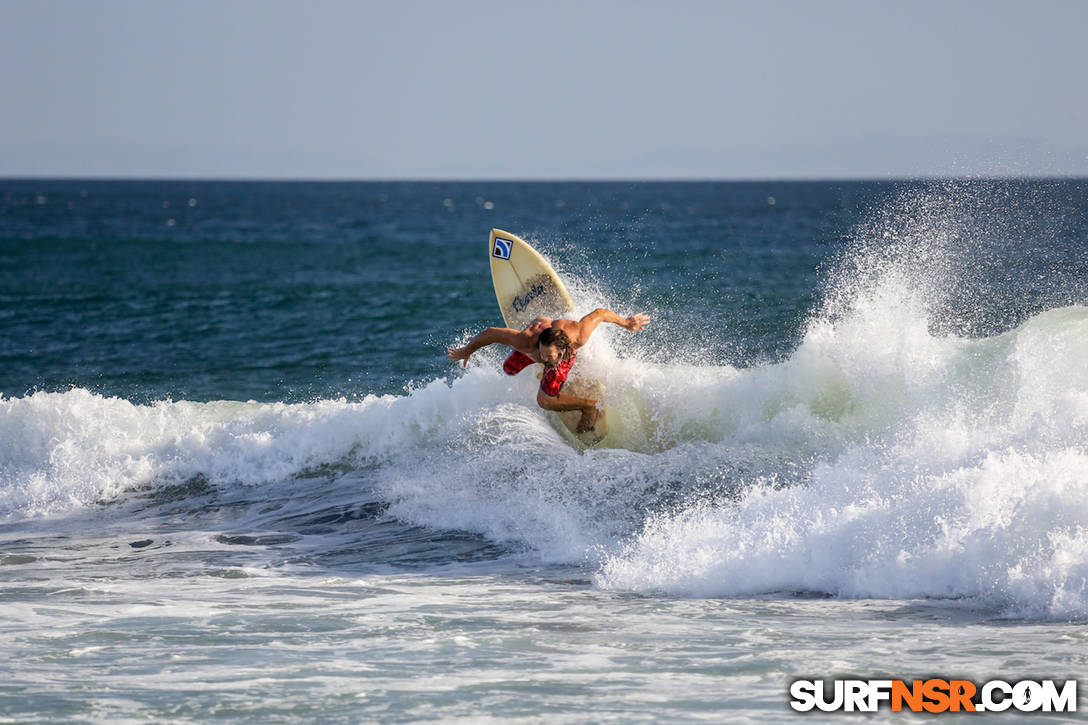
left=2, top=179, right=1087, bottom=722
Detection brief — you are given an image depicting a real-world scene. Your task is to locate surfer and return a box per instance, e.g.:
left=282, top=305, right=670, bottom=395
left=448, top=309, right=650, bottom=432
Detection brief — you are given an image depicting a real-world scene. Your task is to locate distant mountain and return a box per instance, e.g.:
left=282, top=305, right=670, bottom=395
left=2, top=134, right=1084, bottom=179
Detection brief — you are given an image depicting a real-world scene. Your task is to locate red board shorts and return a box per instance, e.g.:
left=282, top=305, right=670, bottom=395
left=502, top=350, right=577, bottom=397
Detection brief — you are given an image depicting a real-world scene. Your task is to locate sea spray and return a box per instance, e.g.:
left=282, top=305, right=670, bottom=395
left=597, top=184, right=1088, bottom=618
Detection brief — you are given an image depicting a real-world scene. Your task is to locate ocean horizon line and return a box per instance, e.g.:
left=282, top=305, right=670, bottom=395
left=3, top=174, right=1086, bottom=184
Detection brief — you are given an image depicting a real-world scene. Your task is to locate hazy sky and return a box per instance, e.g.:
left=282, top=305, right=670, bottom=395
left=2, top=0, right=1086, bottom=178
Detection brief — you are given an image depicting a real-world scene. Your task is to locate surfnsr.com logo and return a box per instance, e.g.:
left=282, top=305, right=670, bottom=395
left=789, top=678, right=1077, bottom=713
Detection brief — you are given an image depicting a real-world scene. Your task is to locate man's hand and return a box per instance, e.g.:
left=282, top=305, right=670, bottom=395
left=447, top=346, right=473, bottom=367
left=624, top=313, right=651, bottom=331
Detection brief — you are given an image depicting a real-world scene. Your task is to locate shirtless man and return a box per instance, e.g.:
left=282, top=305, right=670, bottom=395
left=447, top=309, right=650, bottom=432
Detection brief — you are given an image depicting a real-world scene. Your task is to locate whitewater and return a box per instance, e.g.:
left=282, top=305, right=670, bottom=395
left=6, top=233, right=1088, bottom=619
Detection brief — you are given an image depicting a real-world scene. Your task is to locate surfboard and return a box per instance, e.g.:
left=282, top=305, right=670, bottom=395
left=488, top=228, right=609, bottom=446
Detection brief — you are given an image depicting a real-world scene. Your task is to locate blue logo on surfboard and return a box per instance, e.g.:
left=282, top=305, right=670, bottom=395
left=493, top=238, right=512, bottom=260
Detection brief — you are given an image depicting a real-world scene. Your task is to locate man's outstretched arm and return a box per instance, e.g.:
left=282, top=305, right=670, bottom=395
left=447, top=327, right=526, bottom=367
left=571, top=308, right=651, bottom=345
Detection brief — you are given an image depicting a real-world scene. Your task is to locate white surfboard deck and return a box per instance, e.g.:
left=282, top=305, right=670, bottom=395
left=488, top=228, right=609, bottom=446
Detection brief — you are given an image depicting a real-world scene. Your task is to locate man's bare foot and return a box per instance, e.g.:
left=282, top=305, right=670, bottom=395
left=576, top=405, right=600, bottom=433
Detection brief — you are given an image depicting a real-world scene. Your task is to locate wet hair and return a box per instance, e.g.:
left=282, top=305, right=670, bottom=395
left=537, top=327, right=571, bottom=352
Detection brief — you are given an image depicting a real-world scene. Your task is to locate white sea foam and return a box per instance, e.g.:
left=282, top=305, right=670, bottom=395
left=597, top=304, right=1088, bottom=619
left=5, top=299, right=1087, bottom=616
left=594, top=183, right=1088, bottom=618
